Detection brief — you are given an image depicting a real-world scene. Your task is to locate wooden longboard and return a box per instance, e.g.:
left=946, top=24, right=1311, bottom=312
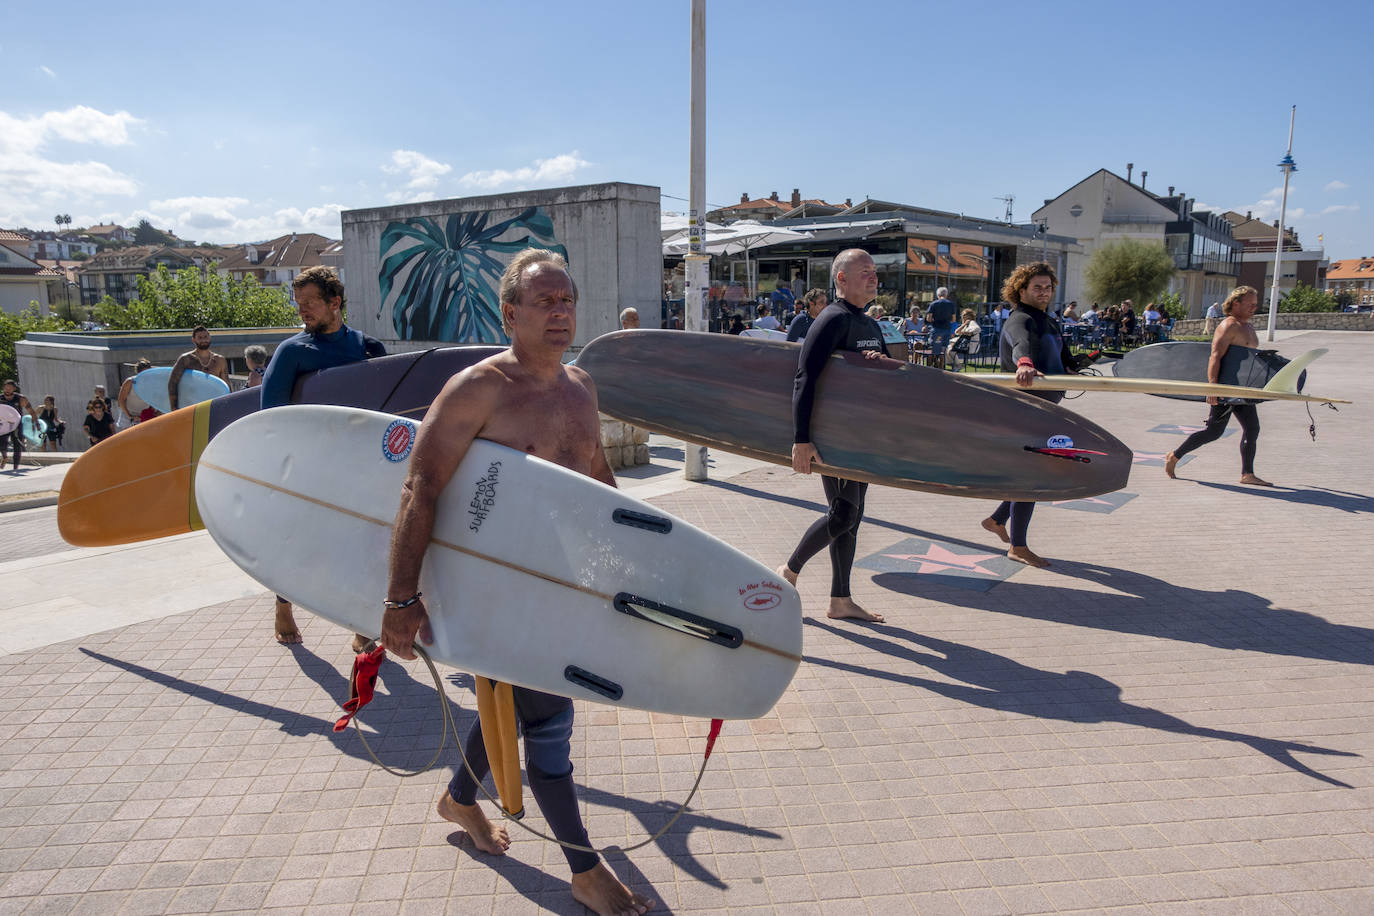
left=578, top=330, right=1132, bottom=501
left=58, top=347, right=503, bottom=547
left=976, top=362, right=1347, bottom=404
left=195, top=406, right=802, bottom=720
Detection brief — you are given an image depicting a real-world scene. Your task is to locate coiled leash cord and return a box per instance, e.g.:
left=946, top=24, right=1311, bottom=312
left=340, top=643, right=721, bottom=854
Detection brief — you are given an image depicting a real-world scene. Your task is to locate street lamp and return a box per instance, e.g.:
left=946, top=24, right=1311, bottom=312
left=1265, top=106, right=1296, bottom=343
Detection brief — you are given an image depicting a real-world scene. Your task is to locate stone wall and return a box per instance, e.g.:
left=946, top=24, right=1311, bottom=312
left=599, top=416, right=650, bottom=469
left=1174, top=312, right=1374, bottom=336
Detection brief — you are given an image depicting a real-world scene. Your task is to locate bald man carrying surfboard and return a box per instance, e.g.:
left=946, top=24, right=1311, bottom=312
left=380, top=249, right=654, bottom=916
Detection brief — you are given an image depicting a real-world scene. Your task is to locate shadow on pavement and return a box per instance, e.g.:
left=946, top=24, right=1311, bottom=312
left=804, top=619, right=1358, bottom=788
left=872, top=559, right=1374, bottom=667
left=1192, top=480, right=1374, bottom=514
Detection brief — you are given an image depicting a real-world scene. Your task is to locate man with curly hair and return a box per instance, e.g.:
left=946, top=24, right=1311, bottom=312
left=979, top=261, right=1082, bottom=568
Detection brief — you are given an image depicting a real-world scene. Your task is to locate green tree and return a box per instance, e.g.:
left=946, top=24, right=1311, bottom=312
left=0, top=303, right=75, bottom=384
left=1156, top=291, right=1186, bottom=321
left=1332, top=289, right=1356, bottom=310
left=93, top=264, right=297, bottom=330
left=1278, top=282, right=1336, bottom=313
left=1083, top=239, right=1177, bottom=308
left=132, top=219, right=178, bottom=246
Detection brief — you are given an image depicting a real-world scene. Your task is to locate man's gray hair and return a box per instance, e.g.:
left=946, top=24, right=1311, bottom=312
left=618, top=307, right=638, bottom=322
left=936, top=287, right=949, bottom=299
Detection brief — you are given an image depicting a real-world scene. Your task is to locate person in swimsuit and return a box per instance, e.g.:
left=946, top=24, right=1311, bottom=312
left=380, top=249, right=654, bottom=916
left=775, top=248, right=888, bottom=624
left=117, top=359, right=160, bottom=425
left=2, top=380, right=39, bottom=471
left=1165, top=285, right=1271, bottom=486
left=168, top=327, right=230, bottom=411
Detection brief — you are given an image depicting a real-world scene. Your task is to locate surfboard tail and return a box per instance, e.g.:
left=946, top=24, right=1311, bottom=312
left=475, top=678, right=523, bottom=818
left=1262, top=348, right=1326, bottom=395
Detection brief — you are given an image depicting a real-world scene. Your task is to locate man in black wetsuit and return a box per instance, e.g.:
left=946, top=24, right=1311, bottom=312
left=775, top=248, right=886, bottom=623
left=980, top=261, right=1081, bottom=568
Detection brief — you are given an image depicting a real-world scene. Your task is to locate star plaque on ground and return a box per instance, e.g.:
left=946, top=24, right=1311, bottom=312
left=1149, top=423, right=1235, bottom=438
left=857, top=536, right=1022, bottom=592
left=1048, top=491, right=1137, bottom=514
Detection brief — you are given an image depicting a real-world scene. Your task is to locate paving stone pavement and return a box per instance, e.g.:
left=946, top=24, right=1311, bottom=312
left=2, top=331, right=1372, bottom=914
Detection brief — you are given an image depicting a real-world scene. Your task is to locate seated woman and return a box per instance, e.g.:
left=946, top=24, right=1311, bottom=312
left=946, top=309, right=982, bottom=370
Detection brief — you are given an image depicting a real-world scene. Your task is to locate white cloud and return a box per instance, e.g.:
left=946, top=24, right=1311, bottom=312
left=131, top=197, right=346, bottom=243
left=381, top=149, right=451, bottom=202
left=1321, top=204, right=1360, bottom=216
left=1325, top=180, right=1349, bottom=192
left=457, top=151, right=591, bottom=191
left=1230, top=186, right=1304, bottom=224
left=0, top=106, right=144, bottom=227
left=38, top=65, right=55, bottom=79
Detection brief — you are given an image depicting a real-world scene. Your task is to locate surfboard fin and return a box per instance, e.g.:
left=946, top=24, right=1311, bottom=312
left=1263, top=348, right=1326, bottom=395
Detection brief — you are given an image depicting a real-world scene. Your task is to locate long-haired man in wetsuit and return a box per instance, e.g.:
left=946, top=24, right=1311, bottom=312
left=775, top=248, right=887, bottom=623
left=980, top=261, right=1082, bottom=568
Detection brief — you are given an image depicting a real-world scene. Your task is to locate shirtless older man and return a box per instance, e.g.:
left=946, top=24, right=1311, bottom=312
left=379, top=249, right=654, bottom=916
left=1165, top=285, right=1272, bottom=486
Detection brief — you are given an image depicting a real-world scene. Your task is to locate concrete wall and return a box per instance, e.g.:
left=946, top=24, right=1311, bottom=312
left=342, top=182, right=660, bottom=353
left=15, top=327, right=298, bottom=450
left=1173, top=312, right=1374, bottom=336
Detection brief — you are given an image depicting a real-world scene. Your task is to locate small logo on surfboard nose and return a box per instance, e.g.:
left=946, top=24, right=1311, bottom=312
left=739, top=580, right=783, bottom=611
left=1046, top=434, right=1074, bottom=449
left=382, top=419, right=416, bottom=462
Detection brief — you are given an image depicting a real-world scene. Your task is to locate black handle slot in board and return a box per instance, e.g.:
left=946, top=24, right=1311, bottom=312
left=612, top=508, right=673, bottom=534
left=564, top=665, right=623, bottom=701
left=614, top=593, right=743, bottom=649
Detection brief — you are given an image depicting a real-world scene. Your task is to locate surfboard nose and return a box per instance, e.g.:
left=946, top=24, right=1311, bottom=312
left=58, top=407, right=201, bottom=547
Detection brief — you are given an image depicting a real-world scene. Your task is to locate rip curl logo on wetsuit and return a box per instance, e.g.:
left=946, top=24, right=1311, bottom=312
left=1047, top=435, right=1074, bottom=449
left=467, top=460, right=502, bottom=533
left=739, top=580, right=783, bottom=611
left=382, top=419, right=416, bottom=462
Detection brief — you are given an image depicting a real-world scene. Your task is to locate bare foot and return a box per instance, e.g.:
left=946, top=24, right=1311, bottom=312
left=1240, top=473, right=1273, bottom=487
left=827, top=597, right=884, bottom=623
left=436, top=792, right=509, bottom=855
left=351, top=633, right=375, bottom=653
left=1164, top=452, right=1178, bottom=479
left=274, top=599, right=301, bottom=645
left=1007, top=546, right=1051, bottom=568
left=980, top=517, right=1010, bottom=544
left=775, top=563, right=798, bottom=587
left=571, top=862, right=655, bottom=916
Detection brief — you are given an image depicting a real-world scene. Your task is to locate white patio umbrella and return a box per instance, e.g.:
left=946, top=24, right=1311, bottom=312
left=662, top=219, right=810, bottom=296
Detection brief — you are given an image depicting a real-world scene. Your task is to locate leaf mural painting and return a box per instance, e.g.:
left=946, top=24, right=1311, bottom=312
left=377, top=208, right=570, bottom=343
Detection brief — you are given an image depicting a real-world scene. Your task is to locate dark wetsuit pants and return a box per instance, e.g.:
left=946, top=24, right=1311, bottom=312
left=4, top=431, right=20, bottom=470
left=786, top=475, right=867, bottom=598
left=448, top=683, right=597, bottom=874
left=989, top=501, right=1034, bottom=548
left=1174, top=402, right=1259, bottom=475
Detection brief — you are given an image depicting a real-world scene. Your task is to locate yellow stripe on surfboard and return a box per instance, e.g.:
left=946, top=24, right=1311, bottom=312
left=187, top=400, right=213, bottom=532
left=475, top=678, right=523, bottom=818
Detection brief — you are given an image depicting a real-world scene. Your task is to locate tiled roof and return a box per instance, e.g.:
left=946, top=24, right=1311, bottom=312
left=215, top=233, right=336, bottom=271
left=0, top=229, right=31, bottom=242
left=1325, top=258, right=1374, bottom=281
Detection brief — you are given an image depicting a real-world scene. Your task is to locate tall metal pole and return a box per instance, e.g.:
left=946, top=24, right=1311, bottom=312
left=682, top=0, right=709, bottom=480
left=1266, top=106, right=1297, bottom=343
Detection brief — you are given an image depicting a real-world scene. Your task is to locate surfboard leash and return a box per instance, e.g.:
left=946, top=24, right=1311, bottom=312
left=340, top=643, right=724, bottom=855
left=1305, top=400, right=1338, bottom=442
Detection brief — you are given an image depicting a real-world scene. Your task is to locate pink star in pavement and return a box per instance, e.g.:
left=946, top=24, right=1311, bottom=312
left=1051, top=495, right=1116, bottom=506
left=882, top=543, right=1003, bottom=576
left=1132, top=451, right=1169, bottom=463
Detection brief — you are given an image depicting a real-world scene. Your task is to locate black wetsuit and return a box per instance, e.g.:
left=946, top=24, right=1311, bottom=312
left=1170, top=333, right=1261, bottom=475
left=448, top=685, right=597, bottom=873
left=2, top=392, right=27, bottom=469
left=990, top=305, right=1073, bottom=547
left=786, top=299, right=888, bottom=597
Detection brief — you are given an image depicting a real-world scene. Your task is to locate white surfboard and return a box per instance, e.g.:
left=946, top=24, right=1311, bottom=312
left=741, top=327, right=788, bottom=341
left=132, top=366, right=231, bottom=415
left=0, top=405, right=19, bottom=436
left=974, top=372, right=1349, bottom=404
left=21, top=415, right=47, bottom=447
left=195, top=405, right=802, bottom=719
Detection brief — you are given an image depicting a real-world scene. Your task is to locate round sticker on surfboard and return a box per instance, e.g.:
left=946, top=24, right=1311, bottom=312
left=382, top=419, right=416, bottom=462
left=1047, top=435, right=1074, bottom=449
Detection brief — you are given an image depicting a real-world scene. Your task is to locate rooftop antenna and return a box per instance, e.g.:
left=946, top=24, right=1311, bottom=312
left=994, top=195, right=1014, bottom=224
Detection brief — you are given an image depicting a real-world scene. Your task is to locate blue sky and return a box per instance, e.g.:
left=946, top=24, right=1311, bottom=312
left=2, top=0, right=1368, bottom=258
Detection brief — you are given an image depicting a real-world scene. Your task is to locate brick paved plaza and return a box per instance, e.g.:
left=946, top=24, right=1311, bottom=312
left=1, top=331, right=1371, bottom=914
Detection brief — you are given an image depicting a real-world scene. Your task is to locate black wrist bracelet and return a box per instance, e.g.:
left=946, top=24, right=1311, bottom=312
left=383, top=591, right=423, bottom=609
